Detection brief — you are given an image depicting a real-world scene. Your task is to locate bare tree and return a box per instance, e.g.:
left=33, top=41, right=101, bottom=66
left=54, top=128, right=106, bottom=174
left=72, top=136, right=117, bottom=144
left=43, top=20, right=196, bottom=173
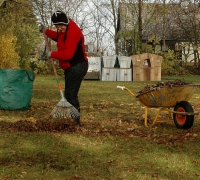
left=168, top=0, right=200, bottom=73
left=85, top=0, right=119, bottom=55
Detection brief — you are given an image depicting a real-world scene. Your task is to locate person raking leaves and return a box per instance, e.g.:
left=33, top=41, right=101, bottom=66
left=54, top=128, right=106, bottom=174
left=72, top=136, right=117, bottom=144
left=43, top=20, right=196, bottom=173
left=39, top=10, right=88, bottom=127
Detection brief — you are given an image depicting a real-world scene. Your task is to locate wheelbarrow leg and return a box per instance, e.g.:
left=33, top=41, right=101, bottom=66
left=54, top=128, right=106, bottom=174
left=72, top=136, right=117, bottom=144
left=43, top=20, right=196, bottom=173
left=152, top=108, right=163, bottom=126
left=151, top=108, right=174, bottom=126
left=144, top=107, right=148, bottom=127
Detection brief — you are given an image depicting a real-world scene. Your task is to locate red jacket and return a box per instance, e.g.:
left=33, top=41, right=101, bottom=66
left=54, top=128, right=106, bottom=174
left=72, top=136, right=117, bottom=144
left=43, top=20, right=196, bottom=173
left=45, top=19, right=88, bottom=70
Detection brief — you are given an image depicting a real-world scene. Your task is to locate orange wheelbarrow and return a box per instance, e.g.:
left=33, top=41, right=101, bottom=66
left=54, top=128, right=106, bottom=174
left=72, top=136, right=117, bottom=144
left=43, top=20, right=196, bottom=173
left=117, top=85, right=199, bottom=129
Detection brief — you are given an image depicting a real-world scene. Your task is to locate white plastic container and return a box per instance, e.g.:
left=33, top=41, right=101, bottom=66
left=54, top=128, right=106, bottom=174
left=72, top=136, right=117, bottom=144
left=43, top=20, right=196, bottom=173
left=102, top=56, right=116, bottom=68
left=118, top=56, right=132, bottom=68
left=117, top=68, right=132, bottom=81
left=101, top=68, right=117, bottom=81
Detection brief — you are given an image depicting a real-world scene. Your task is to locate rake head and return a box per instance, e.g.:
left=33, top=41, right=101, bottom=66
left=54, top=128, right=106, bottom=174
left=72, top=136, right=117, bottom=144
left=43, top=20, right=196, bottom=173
left=50, top=99, right=80, bottom=120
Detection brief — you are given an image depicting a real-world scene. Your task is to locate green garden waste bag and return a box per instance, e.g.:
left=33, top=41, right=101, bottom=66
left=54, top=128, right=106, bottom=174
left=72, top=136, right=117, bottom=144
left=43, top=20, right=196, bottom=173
left=0, top=69, right=35, bottom=110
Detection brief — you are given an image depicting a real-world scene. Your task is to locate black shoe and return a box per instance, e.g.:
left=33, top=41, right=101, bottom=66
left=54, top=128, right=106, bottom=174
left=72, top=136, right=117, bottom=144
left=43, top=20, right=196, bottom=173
left=75, top=119, right=81, bottom=127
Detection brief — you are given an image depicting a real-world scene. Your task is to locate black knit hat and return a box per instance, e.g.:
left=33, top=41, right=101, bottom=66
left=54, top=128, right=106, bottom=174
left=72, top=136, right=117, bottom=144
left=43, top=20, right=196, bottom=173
left=51, top=10, right=69, bottom=26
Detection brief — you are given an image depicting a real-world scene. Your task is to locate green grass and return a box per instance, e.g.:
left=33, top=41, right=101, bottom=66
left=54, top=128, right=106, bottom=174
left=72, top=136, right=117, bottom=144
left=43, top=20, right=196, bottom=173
left=0, top=75, right=200, bottom=179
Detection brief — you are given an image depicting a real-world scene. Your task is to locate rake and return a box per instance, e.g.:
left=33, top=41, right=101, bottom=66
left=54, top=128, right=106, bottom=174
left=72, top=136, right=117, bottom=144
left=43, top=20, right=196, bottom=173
left=42, top=29, right=80, bottom=120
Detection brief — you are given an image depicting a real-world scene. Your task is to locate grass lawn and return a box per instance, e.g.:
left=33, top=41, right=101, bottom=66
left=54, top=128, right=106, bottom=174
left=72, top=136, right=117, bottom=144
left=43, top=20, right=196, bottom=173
left=0, top=75, right=200, bottom=180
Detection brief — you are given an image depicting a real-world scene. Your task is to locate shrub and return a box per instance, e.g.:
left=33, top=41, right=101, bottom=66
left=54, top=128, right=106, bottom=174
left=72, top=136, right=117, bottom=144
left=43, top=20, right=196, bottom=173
left=29, top=58, right=49, bottom=75
left=161, top=50, right=180, bottom=75
left=0, top=34, right=20, bottom=68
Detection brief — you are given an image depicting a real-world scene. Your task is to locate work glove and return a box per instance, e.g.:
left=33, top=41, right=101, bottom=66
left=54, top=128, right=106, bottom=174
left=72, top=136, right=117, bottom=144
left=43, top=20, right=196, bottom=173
left=39, top=24, right=47, bottom=33
left=46, top=50, right=52, bottom=58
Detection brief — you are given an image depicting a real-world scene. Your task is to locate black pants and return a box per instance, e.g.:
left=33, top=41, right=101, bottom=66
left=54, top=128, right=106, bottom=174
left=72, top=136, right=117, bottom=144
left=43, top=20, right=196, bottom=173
left=64, top=61, right=88, bottom=113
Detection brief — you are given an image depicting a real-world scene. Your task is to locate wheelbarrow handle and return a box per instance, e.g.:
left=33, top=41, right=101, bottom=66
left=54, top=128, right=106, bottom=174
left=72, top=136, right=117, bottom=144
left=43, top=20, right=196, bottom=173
left=117, top=85, right=137, bottom=98
left=117, top=85, right=125, bottom=90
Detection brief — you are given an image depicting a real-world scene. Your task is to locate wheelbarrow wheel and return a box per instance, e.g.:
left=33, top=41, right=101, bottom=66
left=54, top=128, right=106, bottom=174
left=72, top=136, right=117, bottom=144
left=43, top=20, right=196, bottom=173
left=173, top=101, right=194, bottom=129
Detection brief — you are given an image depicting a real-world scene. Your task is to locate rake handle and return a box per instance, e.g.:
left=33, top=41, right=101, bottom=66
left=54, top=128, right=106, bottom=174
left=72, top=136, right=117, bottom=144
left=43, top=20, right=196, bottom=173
left=42, top=29, right=59, bottom=80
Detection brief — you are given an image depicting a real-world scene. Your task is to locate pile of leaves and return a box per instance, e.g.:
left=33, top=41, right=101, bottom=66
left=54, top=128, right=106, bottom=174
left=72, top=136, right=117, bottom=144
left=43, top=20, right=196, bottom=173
left=137, top=79, right=189, bottom=95
left=0, top=117, right=200, bottom=148
left=0, top=119, right=76, bottom=133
